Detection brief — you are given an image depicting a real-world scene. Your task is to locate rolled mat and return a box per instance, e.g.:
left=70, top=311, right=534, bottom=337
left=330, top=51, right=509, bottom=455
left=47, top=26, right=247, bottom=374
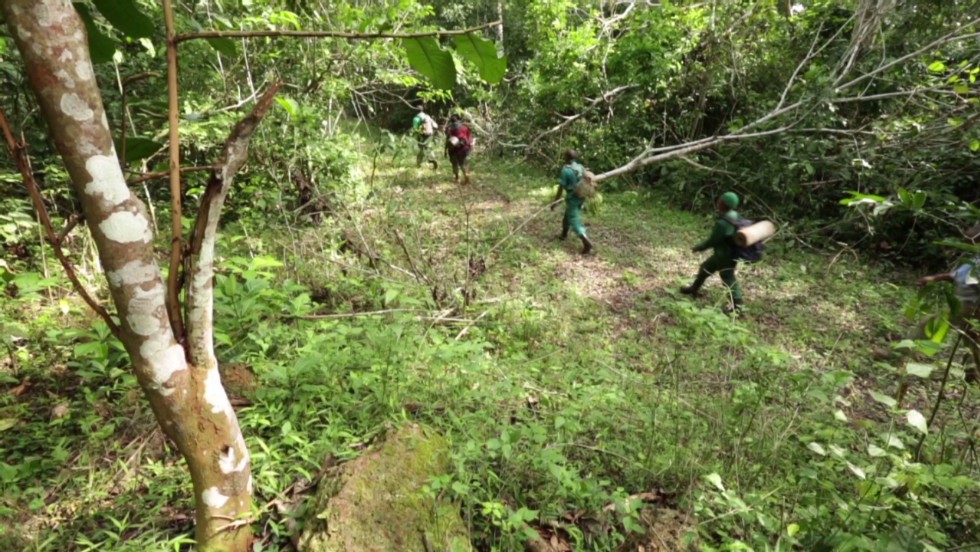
left=735, top=220, right=777, bottom=247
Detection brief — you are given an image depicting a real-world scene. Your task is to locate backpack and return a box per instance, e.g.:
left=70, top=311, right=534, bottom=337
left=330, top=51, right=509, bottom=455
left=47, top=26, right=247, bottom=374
left=413, top=114, right=434, bottom=137
left=447, top=122, right=469, bottom=148
left=723, top=215, right=764, bottom=263
left=571, top=165, right=598, bottom=199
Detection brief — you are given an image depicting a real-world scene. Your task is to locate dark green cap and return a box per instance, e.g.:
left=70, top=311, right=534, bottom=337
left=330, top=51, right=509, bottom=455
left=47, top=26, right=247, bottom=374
left=721, top=192, right=740, bottom=209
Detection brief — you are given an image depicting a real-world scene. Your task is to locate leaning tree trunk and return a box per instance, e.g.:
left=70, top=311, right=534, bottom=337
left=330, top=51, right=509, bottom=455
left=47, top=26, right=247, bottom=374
left=0, top=1, right=252, bottom=550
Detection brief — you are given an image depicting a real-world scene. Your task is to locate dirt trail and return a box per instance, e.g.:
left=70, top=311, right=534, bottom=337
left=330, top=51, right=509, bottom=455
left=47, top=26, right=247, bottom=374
left=372, top=158, right=904, bottom=357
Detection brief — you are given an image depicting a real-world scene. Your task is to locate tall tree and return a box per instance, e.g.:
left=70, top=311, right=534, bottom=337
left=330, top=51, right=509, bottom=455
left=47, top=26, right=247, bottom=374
left=0, top=1, right=254, bottom=549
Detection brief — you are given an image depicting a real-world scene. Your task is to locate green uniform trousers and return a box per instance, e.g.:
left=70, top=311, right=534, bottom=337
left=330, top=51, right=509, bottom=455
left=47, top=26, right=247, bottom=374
left=563, top=195, right=587, bottom=238
left=693, top=255, right=742, bottom=301
left=416, top=134, right=435, bottom=166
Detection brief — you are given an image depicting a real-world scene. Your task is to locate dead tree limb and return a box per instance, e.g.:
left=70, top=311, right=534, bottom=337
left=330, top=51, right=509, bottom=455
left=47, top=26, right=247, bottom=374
left=527, top=85, right=636, bottom=150
left=593, top=17, right=980, bottom=183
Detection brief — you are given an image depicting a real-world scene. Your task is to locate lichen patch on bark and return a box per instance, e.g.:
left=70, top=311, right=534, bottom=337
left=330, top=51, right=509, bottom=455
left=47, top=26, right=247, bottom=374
left=138, top=336, right=186, bottom=395
left=107, top=260, right=160, bottom=288
left=75, top=59, right=93, bottom=81
left=203, top=368, right=234, bottom=417
left=219, top=446, right=249, bottom=474
left=83, top=153, right=130, bottom=205
left=98, top=211, right=153, bottom=243
left=202, top=487, right=229, bottom=509
left=60, top=92, right=93, bottom=121
left=127, top=313, right=161, bottom=336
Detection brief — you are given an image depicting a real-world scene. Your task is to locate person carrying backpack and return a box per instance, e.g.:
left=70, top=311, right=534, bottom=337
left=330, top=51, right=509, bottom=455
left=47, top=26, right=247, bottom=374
left=412, top=110, right=438, bottom=169
left=680, top=191, right=746, bottom=314
left=444, top=114, right=472, bottom=185
left=551, top=149, right=594, bottom=255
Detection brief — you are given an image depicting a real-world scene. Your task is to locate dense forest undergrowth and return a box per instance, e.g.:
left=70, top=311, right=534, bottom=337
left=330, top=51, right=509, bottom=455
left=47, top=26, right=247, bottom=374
left=3, top=139, right=977, bottom=550
left=2, top=1, right=980, bottom=550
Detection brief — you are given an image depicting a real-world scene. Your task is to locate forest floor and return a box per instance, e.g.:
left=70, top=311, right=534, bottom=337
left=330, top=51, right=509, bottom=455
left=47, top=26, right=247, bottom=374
left=2, top=147, right=977, bottom=551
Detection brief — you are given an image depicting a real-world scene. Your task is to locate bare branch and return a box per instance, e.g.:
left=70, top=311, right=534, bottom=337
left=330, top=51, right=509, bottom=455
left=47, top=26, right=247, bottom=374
left=163, top=0, right=185, bottom=342
left=831, top=87, right=959, bottom=103
left=57, top=213, right=84, bottom=244
left=527, top=85, right=637, bottom=150
left=185, top=83, right=281, bottom=368
left=127, top=166, right=218, bottom=185
left=835, top=21, right=980, bottom=93
left=174, top=20, right=502, bottom=44
left=777, top=20, right=841, bottom=111
left=679, top=155, right=735, bottom=175
left=594, top=126, right=793, bottom=182
left=0, top=108, right=121, bottom=338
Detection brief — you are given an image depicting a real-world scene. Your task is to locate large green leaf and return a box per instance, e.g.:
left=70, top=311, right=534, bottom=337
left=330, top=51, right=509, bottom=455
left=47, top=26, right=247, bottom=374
left=275, top=97, right=300, bottom=119
left=115, top=137, right=163, bottom=164
left=453, top=34, right=506, bottom=84
left=73, top=3, right=116, bottom=64
left=403, top=37, right=456, bottom=90
left=207, top=38, right=238, bottom=57
left=92, top=0, right=154, bottom=39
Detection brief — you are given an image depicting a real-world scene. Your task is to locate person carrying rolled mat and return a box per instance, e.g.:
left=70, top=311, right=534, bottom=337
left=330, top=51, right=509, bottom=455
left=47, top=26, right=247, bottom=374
left=680, top=191, right=744, bottom=314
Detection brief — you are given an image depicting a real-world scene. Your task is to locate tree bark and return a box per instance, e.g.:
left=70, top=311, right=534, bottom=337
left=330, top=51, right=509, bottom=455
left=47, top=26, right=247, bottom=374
left=0, top=1, right=252, bottom=550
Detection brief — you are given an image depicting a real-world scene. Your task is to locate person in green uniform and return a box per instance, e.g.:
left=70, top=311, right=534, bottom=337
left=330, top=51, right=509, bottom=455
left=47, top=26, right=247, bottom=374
left=551, top=149, right=594, bottom=255
left=680, top=191, right=744, bottom=314
left=412, top=109, right=438, bottom=169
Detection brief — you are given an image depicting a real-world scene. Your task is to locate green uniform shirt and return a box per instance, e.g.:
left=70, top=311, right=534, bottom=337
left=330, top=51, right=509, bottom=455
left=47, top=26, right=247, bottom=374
left=560, top=162, right=584, bottom=196
left=695, top=210, right=739, bottom=261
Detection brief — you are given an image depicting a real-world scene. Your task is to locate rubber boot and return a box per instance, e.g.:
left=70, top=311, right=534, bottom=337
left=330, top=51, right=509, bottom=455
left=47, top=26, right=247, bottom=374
left=558, top=228, right=568, bottom=241
left=580, top=236, right=593, bottom=255
left=429, top=159, right=438, bottom=170
left=680, top=284, right=700, bottom=297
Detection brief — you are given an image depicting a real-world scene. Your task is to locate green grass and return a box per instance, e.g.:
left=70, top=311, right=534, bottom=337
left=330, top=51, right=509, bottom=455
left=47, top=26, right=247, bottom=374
left=1, top=146, right=977, bottom=551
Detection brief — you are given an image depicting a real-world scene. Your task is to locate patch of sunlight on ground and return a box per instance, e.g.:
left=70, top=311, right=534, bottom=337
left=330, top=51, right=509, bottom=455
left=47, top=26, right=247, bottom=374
left=529, top=186, right=555, bottom=199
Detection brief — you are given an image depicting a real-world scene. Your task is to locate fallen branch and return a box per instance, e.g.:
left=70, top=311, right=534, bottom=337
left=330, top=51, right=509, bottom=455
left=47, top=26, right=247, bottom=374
left=527, top=85, right=637, bottom=150
left=589, top=17, right=980, bottom=184
left=299, top=308, right=425, bottom=320
left=296, top=309, right=485, bottom=325
left=487, top=199, right=564, bottom=256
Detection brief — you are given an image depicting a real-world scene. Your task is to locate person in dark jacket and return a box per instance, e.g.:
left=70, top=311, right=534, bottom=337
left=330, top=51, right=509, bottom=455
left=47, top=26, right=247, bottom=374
left=680, top=192, right=744, bottom=314
left=444, top=114, right=472, bottom=185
